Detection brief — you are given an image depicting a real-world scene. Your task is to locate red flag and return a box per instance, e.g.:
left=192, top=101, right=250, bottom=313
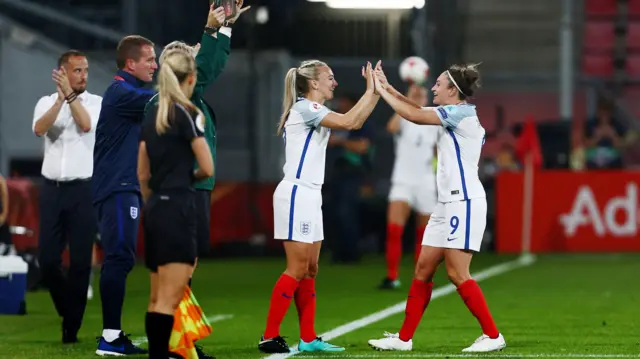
left=515, top=115, right=543, bottom=168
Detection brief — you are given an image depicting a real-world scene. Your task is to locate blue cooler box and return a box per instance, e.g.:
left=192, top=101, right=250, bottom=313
left=0, top=255, right=28, bottom=315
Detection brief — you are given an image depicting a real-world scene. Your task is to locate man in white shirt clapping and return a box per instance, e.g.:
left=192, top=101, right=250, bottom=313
left=32, top=50, right=102, bottom=344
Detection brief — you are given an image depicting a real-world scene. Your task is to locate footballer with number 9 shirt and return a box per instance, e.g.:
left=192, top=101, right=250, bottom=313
left=368, top=63, right=506, bottom=353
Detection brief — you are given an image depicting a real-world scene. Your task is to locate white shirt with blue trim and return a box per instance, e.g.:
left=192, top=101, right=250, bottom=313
left=281, top=98, right=332, bottom=189
left=391, top=118, right=439, bottom=186
left=433, top=104, right=486, bottom=203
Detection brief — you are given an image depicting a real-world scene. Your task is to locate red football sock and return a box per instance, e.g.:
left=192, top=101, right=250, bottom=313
left=294, top=277, right=317, bottom=343
left=386, top=223, right=404, bottom=280
left=457, top=279, right=500, bottom=339
left=414, top=225, right=426, bottom=263
left=264, top=274, right=299, bottom=339
left=398, top=279, right=434, bottom=341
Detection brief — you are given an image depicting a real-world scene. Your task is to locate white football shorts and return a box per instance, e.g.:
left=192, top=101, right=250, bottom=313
left=421, top=198, right=487, bottom=252
left=273, top=180, right=323, bottom=243
left=388, top=182, right=437, bottom=215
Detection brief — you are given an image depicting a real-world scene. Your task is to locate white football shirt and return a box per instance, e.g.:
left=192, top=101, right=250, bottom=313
left=433, top=104, right=486, bottom=203
left=281, top=98, right=332, bottom=189
left=391, top=118, right=439, bottom=186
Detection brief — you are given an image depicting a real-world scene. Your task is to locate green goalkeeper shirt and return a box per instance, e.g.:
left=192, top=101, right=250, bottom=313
left=144, top=29, right=230, bottom=191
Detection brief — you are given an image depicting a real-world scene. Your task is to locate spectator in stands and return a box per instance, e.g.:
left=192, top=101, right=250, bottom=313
left=327, top=95, right=375, bottom=263
left=569, top=125, right=586, bottom=171
left=585, top=101, right=625, bottom=169
left=31, top=50, right=102, bottom=344
left=495, top=143, right=519, bottom=171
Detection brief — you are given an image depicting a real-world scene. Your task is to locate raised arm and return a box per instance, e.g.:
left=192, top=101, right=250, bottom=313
left=374, top=67, right=423, bottom=110
left=375, top=70, right=441, bottom=126
left=319, top=62, right=380, bottom=131
left=380, top=91, right=440, bottom=126
left=193, top=6, right=226, bottom=95
left=54, top=67, right=91, bottom=132
left=32, top=94, right=63, bottom=137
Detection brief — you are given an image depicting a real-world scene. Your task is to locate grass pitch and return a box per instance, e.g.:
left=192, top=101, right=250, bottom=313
left=1, top=253, right=639, bottom=359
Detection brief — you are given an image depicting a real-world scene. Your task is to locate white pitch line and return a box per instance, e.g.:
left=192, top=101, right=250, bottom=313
left=132, top=314, right=234, bottom=346
left=295, top=355, right=640, bottom=359
left=262, top=254, right=537, bottom=359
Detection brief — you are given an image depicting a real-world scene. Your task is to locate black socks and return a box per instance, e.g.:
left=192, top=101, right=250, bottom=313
left=145, top=311, right=174, bottom=359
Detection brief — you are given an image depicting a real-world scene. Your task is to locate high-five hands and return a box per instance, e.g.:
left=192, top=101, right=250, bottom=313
left=362, top=60, right=384, bottom=95
left=228, top=0, right=251, bottom=24
left=374, top=63, right=389, bottom=92
left=362, top=61, right=374, bottom=93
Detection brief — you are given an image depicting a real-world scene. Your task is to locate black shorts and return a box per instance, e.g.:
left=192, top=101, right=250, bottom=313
left=0, top=224, right=11, bottom=252
left=195, top=189, right=211, bottom=257
left=144, top=191, right=197, bottom=272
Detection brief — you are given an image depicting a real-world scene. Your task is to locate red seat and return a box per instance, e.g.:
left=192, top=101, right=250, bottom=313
left=583, top=54, right=614, bottom=77
left=627, top=21, right=640, bottom=49
left=585, top=0, right=617, bottom=18
left=629, top=0, right=640, bottom=17
left=583, top=21, right=616, bottom=51
left=625, top=54, right=640, bottom=76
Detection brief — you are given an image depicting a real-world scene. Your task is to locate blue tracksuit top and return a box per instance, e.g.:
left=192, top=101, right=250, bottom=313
left=92, top=70, right=156, bottom=204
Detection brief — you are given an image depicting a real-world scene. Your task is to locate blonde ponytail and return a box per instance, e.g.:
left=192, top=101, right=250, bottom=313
left=155, top=49, right=200, bottom=134
left=276, top=60, right=329, bottom=136
left=277, top=67, right=297, bottom=136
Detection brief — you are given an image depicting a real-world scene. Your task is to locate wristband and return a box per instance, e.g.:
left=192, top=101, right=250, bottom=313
left=65, top=92, right=77, bottom=104
left=204, top=26, right=218, bottom=35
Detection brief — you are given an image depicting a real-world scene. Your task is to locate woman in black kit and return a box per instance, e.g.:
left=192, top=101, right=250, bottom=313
left=137, top=49, right=214, bottom=359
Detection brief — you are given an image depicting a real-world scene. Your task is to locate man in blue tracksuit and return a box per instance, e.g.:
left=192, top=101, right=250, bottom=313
left=92, top=35, right=158, bottom=356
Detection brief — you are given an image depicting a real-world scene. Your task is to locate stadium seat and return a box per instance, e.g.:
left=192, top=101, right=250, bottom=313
left=622, top=86, right=640, bottom=117
left=583, top=21, right=616, bottom=52
left=627, top=21, right=640, bottom=50
left=629, top=0, right=640, bottom=17
left=582, top=54, right=615, bottom=77
left=625, top=54, right=640, bottom=76
left=585, top=0, right=617, bottom=18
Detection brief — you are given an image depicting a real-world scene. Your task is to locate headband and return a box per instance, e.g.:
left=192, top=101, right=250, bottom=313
left=446, top=70, right=469, bottom=97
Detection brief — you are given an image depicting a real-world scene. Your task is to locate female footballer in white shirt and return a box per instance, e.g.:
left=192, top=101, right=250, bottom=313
left=381, top=84, right=440, bottom=290
left=258, top=60, right=380, bottom=354
left=368, top=63, right=506, bottom=353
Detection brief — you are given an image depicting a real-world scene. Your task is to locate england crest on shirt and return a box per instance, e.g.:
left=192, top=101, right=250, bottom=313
left=130, top=207, right=138, bottom=219
left=300, top=221, right=311, bottom=235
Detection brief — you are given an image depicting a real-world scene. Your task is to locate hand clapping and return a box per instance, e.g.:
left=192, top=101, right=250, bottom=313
left=52, top=67, right=73, bottom=99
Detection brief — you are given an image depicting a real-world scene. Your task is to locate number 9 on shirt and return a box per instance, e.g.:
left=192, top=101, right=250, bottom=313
left=421, top=198, right=487, bottom=252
